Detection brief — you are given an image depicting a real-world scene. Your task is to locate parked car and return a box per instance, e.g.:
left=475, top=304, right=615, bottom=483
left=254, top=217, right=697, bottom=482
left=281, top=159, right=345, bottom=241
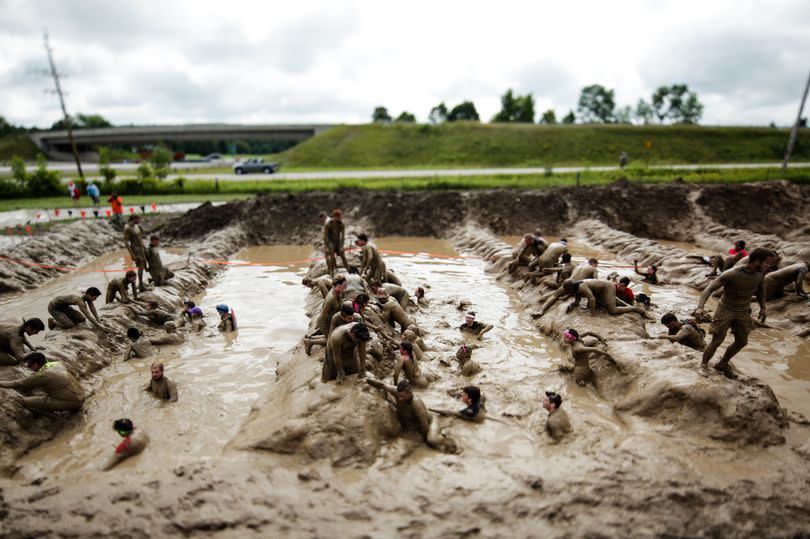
left=232, top=158, right=280, bottom=174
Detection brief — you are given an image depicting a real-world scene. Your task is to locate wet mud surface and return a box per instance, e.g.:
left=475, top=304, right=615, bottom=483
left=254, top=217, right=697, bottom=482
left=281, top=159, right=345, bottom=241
left=1, top=180, right=810, bottom=537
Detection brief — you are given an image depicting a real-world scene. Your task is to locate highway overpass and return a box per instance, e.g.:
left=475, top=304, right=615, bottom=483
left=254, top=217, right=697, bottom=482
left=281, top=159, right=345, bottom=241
left=30, top=124, right=334, bottom=159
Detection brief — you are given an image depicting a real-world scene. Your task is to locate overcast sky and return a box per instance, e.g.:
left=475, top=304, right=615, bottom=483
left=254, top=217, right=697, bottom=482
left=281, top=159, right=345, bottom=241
left=1, top=0, right=808, bottom=128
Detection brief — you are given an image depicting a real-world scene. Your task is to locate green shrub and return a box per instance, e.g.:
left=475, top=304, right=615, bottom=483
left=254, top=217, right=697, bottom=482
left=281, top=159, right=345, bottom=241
left=10, top=155, right=26, bottom=184
left=26, top=154, right=62, bottom=196
left=137, top=162, right=153, bottom=180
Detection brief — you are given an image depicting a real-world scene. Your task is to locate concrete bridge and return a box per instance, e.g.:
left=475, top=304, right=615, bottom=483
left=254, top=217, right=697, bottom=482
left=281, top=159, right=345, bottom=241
left=30, top=123, right=334, bottom=159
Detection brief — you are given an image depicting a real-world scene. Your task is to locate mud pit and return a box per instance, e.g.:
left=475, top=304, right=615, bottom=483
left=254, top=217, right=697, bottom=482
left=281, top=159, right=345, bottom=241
left=2, top=181, right=810, bottom=537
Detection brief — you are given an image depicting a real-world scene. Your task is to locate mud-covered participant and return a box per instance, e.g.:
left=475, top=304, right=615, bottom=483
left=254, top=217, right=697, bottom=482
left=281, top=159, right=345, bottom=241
left=149, top=321, right=185, bottom=346
left=393, top=341, right=429, bottom=388
left=106, top=270, right=140, bottom=304
left=764, top=261, right=809, bottom=300
left=123, top=215, right=148, bottom=291
left=533, top=239, right=568, bottom=271
left=525, top=253, right=575, bottom=288
left=323, top=209, right=349, bottom=277
left=694, top=247, right=776, bottom=378
left=379, top=281, right=410, bottom=310
left=430, top=386, right=485, bottom=423
left=344, top=267, right=368, bottom=300
left=355, top=233, right=387, bottom=284
left=508, top=234, right=547, bottom=273
left=459, top=311, right=493, bottom=340
left=123, top=327, right=155, bottom=361
left=383, top=269, right=402, bottom=286
left=366, top=379, right=455, bottom=452
left=322, top=322, right=371, bottom=384
left=305, top=276, right=347, bottom=354
left=145, top=362, right=178, bottom=402
left=302, top=275, right=333, bottom=299
left=216, top=304, right=236, bottom=332
left=455, top=344, right=481, bottom=376
left=542, top=279, right=648, bottom=317
left=127, top=301, right=174, bottom=326
left=374, top=288, right=415, bottom=334
left=571, top=258, right=599, bottom=281
left=614, top=277, right=635, bottom=305
left=187, top=307, right=205, bottom=333
left=657, top=313, right=706, bottom=351
left=633, top=260, right=659, bottom=284
left=47, top=287, right=106, bottom=331
left=145, top=235, right=174, bottom=286
left=0, top=318, right=45, bottom=366
left=0, top=352, right=84, bottom=412
left=543, top=391, right=572, bottom=442
left=412, top=286, right=428, bottom=308
left=102, top=418, right=150, bottom=470
left=561, top=328, right=618, bottom=386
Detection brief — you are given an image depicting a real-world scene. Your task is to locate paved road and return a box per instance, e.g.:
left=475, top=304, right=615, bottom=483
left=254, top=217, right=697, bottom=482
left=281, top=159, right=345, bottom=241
left=166, top=161, right=810, bottom=182
left=3, top=161, right=808, bottom=182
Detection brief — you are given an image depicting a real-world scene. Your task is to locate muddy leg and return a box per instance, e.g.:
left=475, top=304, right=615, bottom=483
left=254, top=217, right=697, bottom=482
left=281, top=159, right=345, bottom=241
left=22, top=396, right=81, bottom=412
left=337, top=250, right=349, bottom=272
left=50, top=312, right=75, bottom=329
left=324, top=251, right=336, bottom=276
left=714, top=323, right=749, bottom=379
left=700, top=330, right=728, bottom=374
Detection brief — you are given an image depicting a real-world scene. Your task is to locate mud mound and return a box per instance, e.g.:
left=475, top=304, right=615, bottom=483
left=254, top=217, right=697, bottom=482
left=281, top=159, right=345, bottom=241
left=453, top=224, right=789, bottom=445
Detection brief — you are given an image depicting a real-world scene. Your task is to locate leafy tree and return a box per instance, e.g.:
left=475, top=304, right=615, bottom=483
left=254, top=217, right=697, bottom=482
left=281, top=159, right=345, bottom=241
left=51, top=113, right=113, bottom=130
left=26, top=154, right=61, bottom=196
left=539, top=109, right=557, bottom=124
left=395, top=111, right=416, bottom=123
left=429, top=103, right=448, bottom=124
left=0, top=116, right=26, bottom=136
left=577, top=84, right=616, bottom=123
left=615, top=105, right=633, bottom=124
left=10, top=156, right=26, bottom=185
left=150, top=146, right=172, bottom=179
left=98, top=147, right=116, bottom=183
left=492, top=89, right=535, bottom=123
left=447, top=101, right=480, bottom=122
left=651, top=84, right=703, bottom=124
left=634, top=99, right=654, bottom=125
left=562, top=110, right=576, bottom=124
left=372, top=106, right=392, bottom=123
left=137, top=161, right=153, bottom=180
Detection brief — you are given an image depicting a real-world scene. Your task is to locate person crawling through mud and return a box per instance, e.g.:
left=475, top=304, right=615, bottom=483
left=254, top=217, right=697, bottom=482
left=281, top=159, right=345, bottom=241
left=411, top=286, right=428, bottom=308
left=684, top=254, right=726, bottom=278
left=614, top=277, right=635, bottom=305
left=344, top=267, right=368, bottom=300
left=305, top=276, right=347, bottom=354
left=216, top=304, right=236, bottom=332
left=187, top=307, right=206, bottom=333
left=365, top=379, right=457, bottom=453
left=455, top=344, right=481, bottom=376
left=322, top=322, right=371, bottom=384
left=523, top=252, right=575, bottom=287
left=394, top=341, right=430, bottom=389
left=145, top=235, right=174, bottom=286
left=122, top=327, right=155, bottom=361
left=127, top=300, right=174, bottom=327
left=560, top=328, right=619, bottom=387
left=543, top=391, right=572, bottom=442
left=0, top=318, right=45, bottom=366
left=302, top=275, right=333, bottom=299
left=657, top=313, right=706, bottom=351
left=145, top=362, right=178, bottom=402
left=430, top=386, right=485, bottom=423
left=0, top=352, right=84, bottom=412
left=106, top=270, right=141, bottom=304
left=149, top=321, right=185, bottom=346
left=694, top=247, right=777, bottom=379
left=376, top=280, right=410, bottom=309
left=374, top=288, right=416, bottom=334
left=508, top=233, right=547, bottom=273
left=633, top=260, right=660, bottom=284
left=103, top=418, right=150, bottom=471
left=459, top=311, right=493, bottom=340
left=541, top=279, right=650, bottom=318
left=764, top=260, right=809, bottom=300
left=531, top=238, right=568, bottom=271
left=47, top=287, right=108, bottom=331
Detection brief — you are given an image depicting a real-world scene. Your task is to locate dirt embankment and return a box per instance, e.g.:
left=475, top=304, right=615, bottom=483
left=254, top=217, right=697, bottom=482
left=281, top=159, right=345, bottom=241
left=0, top=225, right=247, bottom=475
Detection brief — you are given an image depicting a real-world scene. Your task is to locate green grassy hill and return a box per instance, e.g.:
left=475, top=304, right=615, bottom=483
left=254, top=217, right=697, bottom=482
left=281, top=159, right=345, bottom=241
left=278, top=123, right=810, bottom=168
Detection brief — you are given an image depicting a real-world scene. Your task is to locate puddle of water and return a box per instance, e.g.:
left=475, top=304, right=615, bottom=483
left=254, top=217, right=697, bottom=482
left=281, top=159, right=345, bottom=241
left=15, top=244, right=311, bottom=477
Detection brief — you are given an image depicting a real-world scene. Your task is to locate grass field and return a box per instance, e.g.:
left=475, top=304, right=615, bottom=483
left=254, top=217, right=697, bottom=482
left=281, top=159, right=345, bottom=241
left=278, top=123, right=810, bottom=168
left=1, top=166, right=807, bottom=212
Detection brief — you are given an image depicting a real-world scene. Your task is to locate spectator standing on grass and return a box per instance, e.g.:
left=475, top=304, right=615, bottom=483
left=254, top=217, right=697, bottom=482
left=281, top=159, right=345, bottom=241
left=87, top=182, right=101, bottom=215
left=619, top=152, right=628, bottom=169
left=108, top=192, right=124, bottom=227
left=68, top=180, right=81, bottom=208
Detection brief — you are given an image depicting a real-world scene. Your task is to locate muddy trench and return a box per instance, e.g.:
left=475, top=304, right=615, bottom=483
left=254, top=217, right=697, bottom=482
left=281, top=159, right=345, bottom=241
left=1, top=181, right=810, bottom=538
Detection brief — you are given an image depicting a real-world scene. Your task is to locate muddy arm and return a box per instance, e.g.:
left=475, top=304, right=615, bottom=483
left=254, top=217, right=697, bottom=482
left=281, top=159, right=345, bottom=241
left=392, top=359, right=402, bottom=385
left=696, top=275, right=725, bottom=312
left=580, top=286, right=597, bottom=315
left=122, top=343, right=133, bottom=362
left=476, top=324, right=493, bottom=340
left=540, top=288, right=566, bottom=315
left=366, top=378, right=396, bottom=395
left=756, top=279, right=767, bottom=323
left=579, top=331, right=606, bottom=344
left=429, top=408, right=465, bottom=419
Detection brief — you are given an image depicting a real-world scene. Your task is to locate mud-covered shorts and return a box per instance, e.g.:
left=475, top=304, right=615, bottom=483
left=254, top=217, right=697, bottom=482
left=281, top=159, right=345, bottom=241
left=709, top=304, right=754, bottom=336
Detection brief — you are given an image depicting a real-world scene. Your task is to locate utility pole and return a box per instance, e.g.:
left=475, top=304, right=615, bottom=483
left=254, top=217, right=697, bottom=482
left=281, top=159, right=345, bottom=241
left=782, top=67, right=810, bottom=171
left=43, top=31, right=85, bottom=181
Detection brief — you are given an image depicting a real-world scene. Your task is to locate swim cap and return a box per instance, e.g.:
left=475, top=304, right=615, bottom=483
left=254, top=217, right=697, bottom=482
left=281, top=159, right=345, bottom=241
left=563, top=329, right=578, bottom=341
left=216, top=303, right=229, bottom=313
left=189, top=307, right=203, bottom=315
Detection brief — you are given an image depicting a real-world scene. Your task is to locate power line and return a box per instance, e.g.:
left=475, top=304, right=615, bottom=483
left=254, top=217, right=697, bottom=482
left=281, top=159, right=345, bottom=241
left=783, top=67, right=810, bottom=171
left=43, top=31, right=85, bottom=181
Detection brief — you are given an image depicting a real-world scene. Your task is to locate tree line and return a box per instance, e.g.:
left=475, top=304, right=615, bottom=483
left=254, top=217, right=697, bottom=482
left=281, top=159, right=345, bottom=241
left=373, top=83, right=705, bottom=126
